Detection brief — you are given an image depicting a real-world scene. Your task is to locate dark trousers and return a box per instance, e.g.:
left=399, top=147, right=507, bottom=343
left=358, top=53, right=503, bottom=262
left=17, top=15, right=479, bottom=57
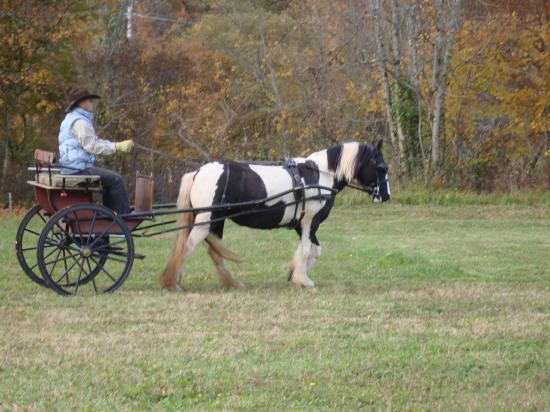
left=84, top=167, right=131, bottom=215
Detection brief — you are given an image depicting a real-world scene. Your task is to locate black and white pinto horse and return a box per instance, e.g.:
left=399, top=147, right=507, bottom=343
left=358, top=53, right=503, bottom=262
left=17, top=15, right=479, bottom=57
left=160, top=141, right=391, bottom=290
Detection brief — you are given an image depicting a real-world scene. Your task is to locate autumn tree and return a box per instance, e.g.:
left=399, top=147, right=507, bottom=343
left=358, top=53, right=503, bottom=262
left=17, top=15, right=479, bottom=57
left=0, top=0, right=92, bottom=193
left=446, top=0, right=550, bottom=189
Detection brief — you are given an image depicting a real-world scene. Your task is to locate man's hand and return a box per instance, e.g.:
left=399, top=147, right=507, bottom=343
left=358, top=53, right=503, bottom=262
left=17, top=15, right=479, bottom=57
left=116, top=139, right=134, bottom=153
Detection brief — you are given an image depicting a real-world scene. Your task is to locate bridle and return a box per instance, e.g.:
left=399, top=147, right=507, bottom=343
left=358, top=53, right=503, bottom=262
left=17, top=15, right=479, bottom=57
left=346, top=160, right=389, bottom=202
left=347, top=174, right=388, bottom=202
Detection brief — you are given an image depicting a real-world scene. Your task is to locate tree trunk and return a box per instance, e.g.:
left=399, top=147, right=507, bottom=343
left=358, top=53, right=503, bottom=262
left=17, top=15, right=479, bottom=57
left=1, top=110, right=10, bottom=192
left=371, top=0, right=400, bottom=172
left=1, top=139, right=8, bottom=187
left=430, top=1, right=444, bottom=168
left=260, top=28, right=287, bottom=156
left=390, top=0, right=407, bottom=174
left=408, top=2, right=428, bottom=179
left=431, top=0, right=460, bottom=171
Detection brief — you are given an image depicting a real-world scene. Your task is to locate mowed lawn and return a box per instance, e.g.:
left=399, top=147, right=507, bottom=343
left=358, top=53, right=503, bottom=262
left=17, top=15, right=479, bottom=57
left=0, top=197, right=549, bottom=410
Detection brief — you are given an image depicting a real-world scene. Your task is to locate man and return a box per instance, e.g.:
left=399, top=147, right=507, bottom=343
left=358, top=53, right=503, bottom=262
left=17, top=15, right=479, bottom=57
left=59, top=87, right=134, bottom=214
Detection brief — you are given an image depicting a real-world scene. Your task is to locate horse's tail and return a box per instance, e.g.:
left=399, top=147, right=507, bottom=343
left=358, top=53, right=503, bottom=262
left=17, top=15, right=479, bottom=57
left=160, top=172, right=195, bottom=289
left=205, top=235, right=241, bottom=263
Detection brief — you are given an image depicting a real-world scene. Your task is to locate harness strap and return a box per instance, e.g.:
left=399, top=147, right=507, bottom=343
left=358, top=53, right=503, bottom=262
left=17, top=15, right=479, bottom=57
left=283, top=158, right=306, bottom=228
left=221, top=163, right=230, bottom=204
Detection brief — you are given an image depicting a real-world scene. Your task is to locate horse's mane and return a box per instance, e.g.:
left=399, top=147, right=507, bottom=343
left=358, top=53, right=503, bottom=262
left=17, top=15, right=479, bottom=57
left=338, top=142, right=376, bottom=182
left=334, top=142, right=360, bottom=182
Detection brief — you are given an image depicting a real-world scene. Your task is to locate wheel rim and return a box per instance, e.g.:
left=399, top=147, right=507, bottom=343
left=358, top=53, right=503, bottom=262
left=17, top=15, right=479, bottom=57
left=16, top=205, right=51, bottom=287
left=37, top=204, right=134, bottom=296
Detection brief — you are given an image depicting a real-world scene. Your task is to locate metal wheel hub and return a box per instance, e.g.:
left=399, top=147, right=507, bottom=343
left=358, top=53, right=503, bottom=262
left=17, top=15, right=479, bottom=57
left=80, top=246, right=92, bottom=258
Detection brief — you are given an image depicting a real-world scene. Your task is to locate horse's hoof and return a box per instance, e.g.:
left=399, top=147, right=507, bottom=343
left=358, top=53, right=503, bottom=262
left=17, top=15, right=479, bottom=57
left=162, top=283, right=182, bottom=292
left=233, top=282, right=246, bottom=290
left=223, top=281, right=245, bottom=290
left=289, top=278, right=315, bottom=289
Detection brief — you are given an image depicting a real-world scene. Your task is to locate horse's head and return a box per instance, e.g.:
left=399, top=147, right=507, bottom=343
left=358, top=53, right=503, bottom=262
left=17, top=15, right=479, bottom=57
left=354, top=140, right=391, bottom=202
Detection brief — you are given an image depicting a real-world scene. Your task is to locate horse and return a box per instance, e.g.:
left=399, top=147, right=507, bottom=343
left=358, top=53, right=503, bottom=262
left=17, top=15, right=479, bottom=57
left=159, top=140, right=391, bottom=290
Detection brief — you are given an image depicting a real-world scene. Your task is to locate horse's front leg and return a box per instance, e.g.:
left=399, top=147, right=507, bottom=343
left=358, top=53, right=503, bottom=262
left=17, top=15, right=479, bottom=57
left=289, top=223, right=315, bottom=288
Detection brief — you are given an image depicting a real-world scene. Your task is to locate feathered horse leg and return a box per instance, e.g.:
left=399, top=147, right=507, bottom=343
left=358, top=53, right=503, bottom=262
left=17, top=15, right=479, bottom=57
left=288, top=222, right=315, bottom=288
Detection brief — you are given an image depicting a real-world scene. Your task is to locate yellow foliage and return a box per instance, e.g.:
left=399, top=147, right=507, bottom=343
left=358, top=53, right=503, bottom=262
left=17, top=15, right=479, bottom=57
left=447, top=11, right=550, bottom=167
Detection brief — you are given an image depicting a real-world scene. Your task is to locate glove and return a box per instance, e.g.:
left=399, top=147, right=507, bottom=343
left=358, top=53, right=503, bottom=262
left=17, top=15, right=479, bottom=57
left=116, top=139, right=134, bottom=153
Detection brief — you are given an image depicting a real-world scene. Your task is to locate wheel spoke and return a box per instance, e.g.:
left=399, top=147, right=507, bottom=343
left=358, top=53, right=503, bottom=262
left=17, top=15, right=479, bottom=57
left=31, top=247, right=58, bottom=270
left=54, top=220, right=78, bottom=245
left=89, top=221, right=117, bottom=249
left=44, top=249, right=80, bottom=267
left=72, top=211, right=84, bottom=242
left=48, top=248, right=63, bottom=276
left=54, top=256, right=81, bottom=284
left=21, top=246, right=38, bottom=252
left=86, top=259, right=98, bottom=293
left=62, top=248, right=68, bottom=272
left=100, top=266, right=117, bottom=282
left=86, top=212, right=98, bottom=246
left=43, top=239, right=59, bottom=247
left=59, top=250, right=82, bottom=285
left=43, top=234, right=79, bottom=254
left=65, top=244, right=83, bottom=254
left=37, top=211, right=48, bottom=224
left=24, top=228, right=41, bottom=237
left=90, top=257, right=116, bottom=283
left=73, top=257, right=85, bottom=294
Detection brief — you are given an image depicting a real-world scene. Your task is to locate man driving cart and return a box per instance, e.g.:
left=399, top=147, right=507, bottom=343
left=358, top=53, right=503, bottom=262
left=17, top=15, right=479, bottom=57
left=59, top=88, right=134, bottom=214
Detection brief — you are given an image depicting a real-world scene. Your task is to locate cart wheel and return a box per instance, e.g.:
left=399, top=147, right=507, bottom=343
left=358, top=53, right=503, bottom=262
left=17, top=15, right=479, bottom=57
left=16, top=205, right=50, bottom=287
left=37, top=204, right=134, bottom=296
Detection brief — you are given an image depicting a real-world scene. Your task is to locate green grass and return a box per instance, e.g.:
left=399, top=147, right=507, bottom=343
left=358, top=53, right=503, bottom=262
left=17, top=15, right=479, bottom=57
left=1, top=197, right=549, bottom=410
left=336, top=185, right=550, bottom=207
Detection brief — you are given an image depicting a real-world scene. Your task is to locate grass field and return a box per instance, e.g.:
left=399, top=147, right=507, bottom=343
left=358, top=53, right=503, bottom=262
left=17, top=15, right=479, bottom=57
left=1, top=192, right=549, bottom=410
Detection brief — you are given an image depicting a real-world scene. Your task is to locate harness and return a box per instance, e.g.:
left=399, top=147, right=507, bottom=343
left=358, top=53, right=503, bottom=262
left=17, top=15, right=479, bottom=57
left=283, top=158, right=306, bottom=228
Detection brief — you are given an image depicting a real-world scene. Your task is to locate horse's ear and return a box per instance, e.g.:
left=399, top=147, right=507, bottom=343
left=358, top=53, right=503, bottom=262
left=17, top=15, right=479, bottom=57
left=376, top=139, right=383, bottom=151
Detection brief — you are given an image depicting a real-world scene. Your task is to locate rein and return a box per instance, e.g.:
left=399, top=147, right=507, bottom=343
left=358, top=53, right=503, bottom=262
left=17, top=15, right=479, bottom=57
left=134, top=143, right=202, bottom=166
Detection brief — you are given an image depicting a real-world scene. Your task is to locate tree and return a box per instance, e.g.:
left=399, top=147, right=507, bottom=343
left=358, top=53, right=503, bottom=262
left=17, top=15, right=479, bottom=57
left=0, top=0, right=92, bottom=192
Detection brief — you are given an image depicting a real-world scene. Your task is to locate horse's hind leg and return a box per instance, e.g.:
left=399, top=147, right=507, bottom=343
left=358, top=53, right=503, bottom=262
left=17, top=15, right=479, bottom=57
left=207, top=236, right=245, bottom=289
left=185, top=218, right=212, bottom=258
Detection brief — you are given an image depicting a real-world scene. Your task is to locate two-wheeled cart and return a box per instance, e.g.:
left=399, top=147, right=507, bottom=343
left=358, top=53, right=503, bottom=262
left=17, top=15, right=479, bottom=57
left=16, top=150, right=336, bottom=296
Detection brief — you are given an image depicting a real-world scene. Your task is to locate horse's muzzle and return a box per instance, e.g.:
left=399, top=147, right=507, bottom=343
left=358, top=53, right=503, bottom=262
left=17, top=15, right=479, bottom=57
left=373, top=176, right=391, bottom=203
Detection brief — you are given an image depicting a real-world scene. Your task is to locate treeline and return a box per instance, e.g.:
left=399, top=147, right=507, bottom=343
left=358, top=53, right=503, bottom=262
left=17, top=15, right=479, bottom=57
left=1, top=0, right=549, bottom=204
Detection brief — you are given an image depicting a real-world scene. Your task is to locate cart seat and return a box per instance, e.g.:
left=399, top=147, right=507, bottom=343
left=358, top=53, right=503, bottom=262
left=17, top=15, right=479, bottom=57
left=29, top=149, right=102, bottom=190
left=36, top=173, right=101, bottom=188
left=28, top=171, right=102, bottom=191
